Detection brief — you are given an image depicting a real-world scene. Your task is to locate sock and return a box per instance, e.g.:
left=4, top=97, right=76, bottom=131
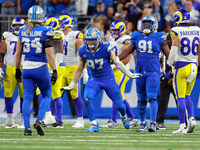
left=20, top=98, right=23, bottom=113
left=5, top=98, right=13, bottom=113
left=50, top=99, right=56, bottom=116
left=177, top=98, right=186, bottom=124
left=84, top=98, right=95, bottom=121
left=149, top=100, right=158, bottom=122
left=137, top=101, right=147, bottom=122
left=37, top=95, right=51, bottom=121
left=7, top=113, right=13, bottom=120
left=111, top=102, right=118, bottom=122
left=117, top=103, right=126, bottom=117
left=54, top=97, right=63, bottom=122
left=91, top=120, right=97, bottom=125
left=124, top=99, right=135, bottom=119
left=74, top=96, right=84, bottom=117
left=185, top=95, right=194, bottom=118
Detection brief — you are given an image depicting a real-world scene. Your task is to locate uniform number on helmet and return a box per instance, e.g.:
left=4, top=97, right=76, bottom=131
left=138, top=40, right=153, bottom=54
left=22, top=38, right=42, bottom=53
left=86, top=58, right=103, bottom=69
left=180, top=37, right=199, bottom=56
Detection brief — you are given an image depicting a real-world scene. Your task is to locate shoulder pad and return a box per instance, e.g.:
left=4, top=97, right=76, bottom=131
left=170, top=27, right=179, bottom=38
left=76, top=32, right=83, bottom=39
left=53, top=32, right=62, bottom=40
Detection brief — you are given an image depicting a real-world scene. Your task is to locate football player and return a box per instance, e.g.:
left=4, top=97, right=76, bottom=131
left=15, top=5, right=57, bottom=136
left=61, top=27, right=142, bottom=132
left=168, top=9, right=200, bottom=133
left=100, top=20, right=138, bottom=128
left=119, top=15, right=170, bottom=132
left=0, top=17, right=25, bottom=128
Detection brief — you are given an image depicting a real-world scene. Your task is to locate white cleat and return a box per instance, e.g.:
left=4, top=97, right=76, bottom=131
left=0, top=119, right=15, bottom=128
left=172, top=124, right=187, bottom=134
left=187, top=117, right=196, bottom=133
left=43, top=116, right=56, bottom=126
left=99, top=119, right=117, bottom=128
left=72, top=120, right=84, bottom=128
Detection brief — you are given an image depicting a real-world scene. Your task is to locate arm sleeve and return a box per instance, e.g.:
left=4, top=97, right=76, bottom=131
left=167, top=46, right=178, bottom=66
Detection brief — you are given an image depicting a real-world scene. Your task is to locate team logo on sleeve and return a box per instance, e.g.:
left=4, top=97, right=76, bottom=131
left=83, top=54, right=87, bottom=58
left=161, top=35, right=167, bottom=42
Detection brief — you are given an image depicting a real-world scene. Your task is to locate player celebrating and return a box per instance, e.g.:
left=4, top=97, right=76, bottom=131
left=59, top=14, right=85, bottom=128
left=168, top=9, right=200, bottom=134
left=100, top=20, right=138, bottom=128
left=15, top=5, right=57, bottom=136
left=0, top=17, right=25, bottom=128
left=61, top=27, right=142, bottom=132
left=119, top=15, right=170, bottom=132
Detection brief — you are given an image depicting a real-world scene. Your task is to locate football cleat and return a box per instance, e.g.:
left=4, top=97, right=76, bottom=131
left=187, top=117, right=196, bottom=133
left=129, top=118, right=139, bottom=128
left=148, top=121, right=157, bottom=132
left=24, top=129, right=33, bottom=136
left=120, top=115, right=130, bottom=129
left=0, top=119, right=15, bottom=128
left=99, top=119, right=117, bottom=128
left=72, top=119, right=84, bottom=128
left=137, top=121, right=149, bottom=132
left=172, top=124, right=187, bottom=134
left=86, top=124, right=99, bottom=132
left=33, top=119, right=44, bottom=136
left=48, top=121, right=64, bottom=128
left=156, top=123, right=166, bottom=130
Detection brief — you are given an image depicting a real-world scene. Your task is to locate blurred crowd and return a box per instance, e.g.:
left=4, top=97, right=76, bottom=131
left=0, top=0, right=200, bottom=38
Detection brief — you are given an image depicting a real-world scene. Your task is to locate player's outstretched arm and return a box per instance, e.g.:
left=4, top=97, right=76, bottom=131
left=61, top=56, right=85, bottom=91
left=118, top=43, right=135, bottom=61
left=53, top=38, right=63, bottom=69
left=110, top=51, right=142, bottom=79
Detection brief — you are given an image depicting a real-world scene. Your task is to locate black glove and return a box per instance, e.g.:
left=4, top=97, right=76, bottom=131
left=197, top=66, right=200, bottom=79
left=51, top=69, right=57, bottom=85
left=15, top=69, right=22, bottom=82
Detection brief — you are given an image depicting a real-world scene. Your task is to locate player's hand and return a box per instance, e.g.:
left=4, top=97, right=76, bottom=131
left=0, top=68, right=4, bottom=80
left=82, top=68, right=89, bottom=84
left=111, top=64, right=117, bottom=70
left=60, top=81, right=76, bottom=91
left=128, top=72, right=142, bottom=79
left=15, top=69, right=22, bottom=82
left=51, top=69, right=57, bottom=85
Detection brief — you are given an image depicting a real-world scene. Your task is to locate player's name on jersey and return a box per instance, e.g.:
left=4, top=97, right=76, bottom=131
left=21, top=31, right=43, bottom=36
left=180, top=30, right=199, bottom=36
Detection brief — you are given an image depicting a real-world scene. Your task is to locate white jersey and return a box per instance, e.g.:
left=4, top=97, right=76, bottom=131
left=62, top=31, right=83, bottom=67
left=2, top=32, right=24, bottom=66
left=170, top=26, right=200, bottom=63
left=109, top=35, right=131, bottom=68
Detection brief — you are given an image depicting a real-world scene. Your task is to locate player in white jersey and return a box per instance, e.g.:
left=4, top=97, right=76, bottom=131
left=100, top=20, right=138, bottom=128
left=59, top=14, right=85, bottom=128
left=0, top=17, right=25, bottom=128
left=168, top=9, right=200, bottom=134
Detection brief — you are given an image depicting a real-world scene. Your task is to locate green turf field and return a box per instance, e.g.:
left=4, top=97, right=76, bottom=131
left=0, top=121, right=199, bottom=150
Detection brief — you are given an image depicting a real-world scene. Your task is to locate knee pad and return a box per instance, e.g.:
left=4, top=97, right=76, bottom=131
left=137, top=100, right=147, bottom=115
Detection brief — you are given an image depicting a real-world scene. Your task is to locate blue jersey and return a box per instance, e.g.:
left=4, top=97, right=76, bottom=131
left=78, top=42, right=114, bottom=79
left=19, top=25, right=55, bottom=63
left=131, top=31, right=166, bottom=73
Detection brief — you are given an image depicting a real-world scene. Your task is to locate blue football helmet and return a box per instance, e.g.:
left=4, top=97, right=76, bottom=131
left=84, top=27, right=101, bottom=49
left=28, top=5, right=45, bottom=23
left=59, top=14, right=74, bottom=30
left=141, top=15, right=157, bottom=34
left=44, top=15, right=59, bottom=30
left=110, top=20, right=126, bottom=39
left=11, top=17, right=25, bottom=35
left=173, top=9, right=190, bottom=26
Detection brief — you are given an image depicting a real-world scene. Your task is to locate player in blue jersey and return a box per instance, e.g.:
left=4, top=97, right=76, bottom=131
left=119, top=15, right=170, bottom=132
left=168, top=9, right=200, bottom=134
left=61, top=27, right=142, bottom=132
left=15, top=5, right=57, bottom=136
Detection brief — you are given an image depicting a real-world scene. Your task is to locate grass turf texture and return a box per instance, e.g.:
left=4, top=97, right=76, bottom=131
left=0, top=121, right=200, bottom=150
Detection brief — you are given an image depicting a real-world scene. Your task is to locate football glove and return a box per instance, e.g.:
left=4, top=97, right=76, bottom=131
left=60, top=81, right=76, bottom=91
left=0, top=68, right=4, bottom=80
left=51, top=69, right=57, bottom=85
left=15, top=69, right=22, bottom=82
left=197, top=66, right=200, bottom=79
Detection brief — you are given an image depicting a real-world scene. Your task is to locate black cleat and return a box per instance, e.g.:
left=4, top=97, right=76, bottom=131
left=33, top=119, right=44, bottom=136
left=24, top=129, right=33, bottom=136
left=48, top=121, right=64, bottom=128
